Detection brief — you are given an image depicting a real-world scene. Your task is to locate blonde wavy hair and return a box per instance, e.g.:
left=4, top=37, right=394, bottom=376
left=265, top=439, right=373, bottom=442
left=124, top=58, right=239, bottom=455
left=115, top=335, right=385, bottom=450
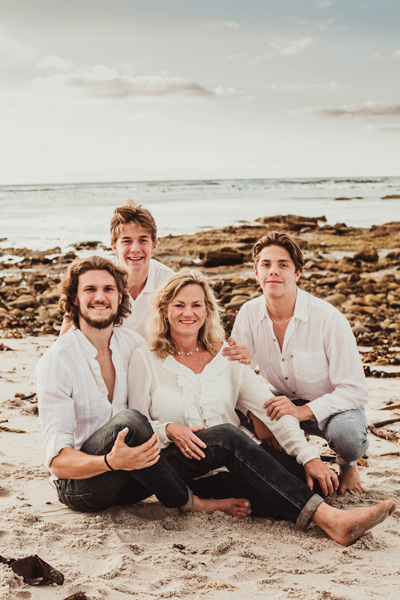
left=149, top=269, right=226, bottom=358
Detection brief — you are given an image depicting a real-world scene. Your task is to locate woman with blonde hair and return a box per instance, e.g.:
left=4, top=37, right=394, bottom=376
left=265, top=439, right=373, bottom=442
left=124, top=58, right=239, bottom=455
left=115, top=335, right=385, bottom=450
left=127, top=269, right=395, bottom=544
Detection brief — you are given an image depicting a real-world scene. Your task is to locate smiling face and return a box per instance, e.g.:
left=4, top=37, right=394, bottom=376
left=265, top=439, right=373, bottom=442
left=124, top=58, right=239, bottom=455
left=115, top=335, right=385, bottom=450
left=76, top=269, right=121, bottom=330
left=254, top=245, right=301, bottom=301
left=165, top=284, right=207, bottom=340
left=111, top=223, right=157, bottom=277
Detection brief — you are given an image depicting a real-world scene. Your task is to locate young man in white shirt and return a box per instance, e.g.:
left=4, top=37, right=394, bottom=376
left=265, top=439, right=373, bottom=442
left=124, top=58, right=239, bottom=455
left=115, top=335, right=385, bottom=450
left=36, top=255, right=199, bottom=513
left=232, top=232, right=369, bottom=495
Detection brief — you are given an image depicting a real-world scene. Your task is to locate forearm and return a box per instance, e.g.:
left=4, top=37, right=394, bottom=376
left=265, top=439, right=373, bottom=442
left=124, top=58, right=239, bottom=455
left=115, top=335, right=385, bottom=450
left=50, top=447, right=110, bottom=480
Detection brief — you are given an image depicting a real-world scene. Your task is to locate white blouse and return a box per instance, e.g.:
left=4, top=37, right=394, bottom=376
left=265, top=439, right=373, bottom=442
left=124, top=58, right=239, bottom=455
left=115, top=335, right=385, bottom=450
left=128, top=343, right=320, bottom=466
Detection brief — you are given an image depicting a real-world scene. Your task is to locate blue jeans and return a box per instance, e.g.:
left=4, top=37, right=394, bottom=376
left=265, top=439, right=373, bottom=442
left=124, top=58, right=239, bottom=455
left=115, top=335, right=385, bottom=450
left=56, top=410, right=193, bottom=513
left=57, top=411, right=323, bottom=530
left=292, top=401, right=369, bottom=469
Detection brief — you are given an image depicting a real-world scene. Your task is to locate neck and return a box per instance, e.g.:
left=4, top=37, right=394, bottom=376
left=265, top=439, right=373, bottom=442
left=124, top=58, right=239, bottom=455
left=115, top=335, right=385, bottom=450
left=127, top=271, right=148, bottom=300
left=170, top=332, right=199, bottom=354
left=265, top=290, right=297, bottom=324
left=78, top=320, right=113, bottom=353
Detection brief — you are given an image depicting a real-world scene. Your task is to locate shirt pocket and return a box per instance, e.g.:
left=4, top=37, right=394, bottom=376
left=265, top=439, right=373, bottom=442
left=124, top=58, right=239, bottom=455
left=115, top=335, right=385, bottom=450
left=292, top=350, right=328, bottom=384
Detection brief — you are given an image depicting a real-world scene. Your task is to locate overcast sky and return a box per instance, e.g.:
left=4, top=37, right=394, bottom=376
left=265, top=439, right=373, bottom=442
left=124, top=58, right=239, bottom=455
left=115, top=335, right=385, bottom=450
left=1, top=0, right=399, bottom=184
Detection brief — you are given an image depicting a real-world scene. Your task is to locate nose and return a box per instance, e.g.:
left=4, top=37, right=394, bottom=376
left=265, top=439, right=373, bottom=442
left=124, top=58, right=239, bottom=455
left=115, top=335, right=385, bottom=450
left=129, top=240, right=140, bottom=253
left=94, top=288, right=107, bottom=302
left=268, top=262, right=279, bottom=275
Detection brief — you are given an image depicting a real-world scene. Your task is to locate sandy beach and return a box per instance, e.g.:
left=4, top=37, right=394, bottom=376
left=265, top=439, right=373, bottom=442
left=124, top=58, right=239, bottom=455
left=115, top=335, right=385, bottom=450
left=0, top=339, right=399, bottom=599
left=1, top=215, right=400, bottom=599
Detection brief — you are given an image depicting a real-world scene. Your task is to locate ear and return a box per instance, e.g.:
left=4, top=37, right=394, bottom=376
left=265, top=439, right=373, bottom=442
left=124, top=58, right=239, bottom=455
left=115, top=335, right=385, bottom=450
left=253, top=264, right=260, bottom=282
left=152, top=237, right=158, bottom=254
left=119, top=292, right=122, bottom=305
left=73, top=295, right=78, bottom=306
left=111, top=240, right=118, bottom=257
left=294, top=269, right=302, bottom=282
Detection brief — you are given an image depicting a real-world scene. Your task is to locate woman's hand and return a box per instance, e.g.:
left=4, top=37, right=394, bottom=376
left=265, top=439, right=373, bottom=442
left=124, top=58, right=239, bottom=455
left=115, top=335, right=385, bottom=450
left=165, top=423, right=207, bottom=460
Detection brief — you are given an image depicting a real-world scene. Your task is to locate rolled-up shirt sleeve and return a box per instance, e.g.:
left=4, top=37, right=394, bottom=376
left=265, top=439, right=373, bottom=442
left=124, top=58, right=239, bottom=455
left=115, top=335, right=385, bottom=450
left=35, top=354, right=76, bottom=470
left=236, top=364, right=320, bottom=466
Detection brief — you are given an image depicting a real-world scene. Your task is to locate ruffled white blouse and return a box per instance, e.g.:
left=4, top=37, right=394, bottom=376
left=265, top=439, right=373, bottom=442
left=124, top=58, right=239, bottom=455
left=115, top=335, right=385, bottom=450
left=128, top=343, right=320, bottom=466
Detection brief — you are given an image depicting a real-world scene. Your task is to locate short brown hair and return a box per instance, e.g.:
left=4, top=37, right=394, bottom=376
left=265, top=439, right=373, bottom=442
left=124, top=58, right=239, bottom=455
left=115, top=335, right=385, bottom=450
left=149, top=269, right=225, bottom=358
left=59, top=256, right=131, bottom=328
left=252, top=231, right=304, bottom=272
left=110, top=200, right=157, bottom=244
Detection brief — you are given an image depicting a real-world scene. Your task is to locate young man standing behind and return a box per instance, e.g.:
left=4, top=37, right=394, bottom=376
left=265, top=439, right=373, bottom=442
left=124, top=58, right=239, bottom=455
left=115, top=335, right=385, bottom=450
left=232, top=232, right=369, bottom=494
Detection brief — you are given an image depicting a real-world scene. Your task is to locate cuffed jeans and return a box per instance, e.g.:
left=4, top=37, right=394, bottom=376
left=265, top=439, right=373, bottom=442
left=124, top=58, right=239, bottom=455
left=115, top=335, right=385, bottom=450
left=56, top=411, right=324, bottom=530
left=292, top=401, right=369, bottom=469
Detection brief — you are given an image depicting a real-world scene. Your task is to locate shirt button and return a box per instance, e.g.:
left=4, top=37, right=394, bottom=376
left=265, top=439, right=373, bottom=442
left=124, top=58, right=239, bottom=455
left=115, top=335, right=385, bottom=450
left=282, top=358, right=285, bottom=361
left=290, top=354, right=293, bottom=358
left=285, top=377, right=288, bottom=380
left=293, top=391, right=296, bottom=394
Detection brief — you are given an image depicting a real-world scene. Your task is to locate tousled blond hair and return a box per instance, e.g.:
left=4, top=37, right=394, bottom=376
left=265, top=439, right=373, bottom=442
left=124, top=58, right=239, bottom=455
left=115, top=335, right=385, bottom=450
left=149, top=269, right=225, bottom=358
left=110, top=200, right=157, bottom=244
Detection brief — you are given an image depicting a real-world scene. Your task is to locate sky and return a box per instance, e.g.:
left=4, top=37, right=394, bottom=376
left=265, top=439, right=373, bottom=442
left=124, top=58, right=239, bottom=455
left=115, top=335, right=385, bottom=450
left=1, top=0, right=399, bottom=184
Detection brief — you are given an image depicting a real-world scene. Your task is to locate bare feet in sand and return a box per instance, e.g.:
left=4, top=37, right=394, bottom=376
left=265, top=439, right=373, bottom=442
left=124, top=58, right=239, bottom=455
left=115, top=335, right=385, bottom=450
left=193, top=496, right=251, bottom=519
left=313, top=499, right=396, bottom=546
left=338, top=464, right=365, bottom=495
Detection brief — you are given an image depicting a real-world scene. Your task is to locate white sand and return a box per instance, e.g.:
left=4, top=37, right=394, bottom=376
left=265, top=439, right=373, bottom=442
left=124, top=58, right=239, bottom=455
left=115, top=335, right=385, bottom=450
left=0, top=336, right=399, bottom=600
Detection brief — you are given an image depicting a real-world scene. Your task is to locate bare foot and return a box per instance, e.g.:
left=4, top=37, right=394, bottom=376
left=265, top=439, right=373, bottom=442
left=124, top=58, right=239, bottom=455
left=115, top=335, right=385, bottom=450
left=193, top=495, right=251, bottom=519
left=338, top=464, right=365, bottom=495
left=313, top=500, right=396, bottom=546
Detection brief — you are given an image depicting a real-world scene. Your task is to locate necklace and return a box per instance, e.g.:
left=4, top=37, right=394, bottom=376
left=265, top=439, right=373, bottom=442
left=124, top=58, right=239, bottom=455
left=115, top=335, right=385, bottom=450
left=176, top=347, right=199, bottom=356
left=270, top=316, right=293, bottom=325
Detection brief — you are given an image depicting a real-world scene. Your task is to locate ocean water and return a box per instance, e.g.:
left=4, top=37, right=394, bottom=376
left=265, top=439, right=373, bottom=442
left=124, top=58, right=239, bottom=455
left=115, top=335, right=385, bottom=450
left=0, top=177, right=399, bottom=253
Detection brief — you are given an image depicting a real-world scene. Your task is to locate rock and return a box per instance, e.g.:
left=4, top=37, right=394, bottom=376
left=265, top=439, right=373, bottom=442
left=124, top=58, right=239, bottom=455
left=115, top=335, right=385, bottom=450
left=9, top=295, right=38, bottom=309
left=325, top=293, right=347, bottom=308
left=203, top=249, right=245, bottom=267
left=354, top=247, right=379, bottom=263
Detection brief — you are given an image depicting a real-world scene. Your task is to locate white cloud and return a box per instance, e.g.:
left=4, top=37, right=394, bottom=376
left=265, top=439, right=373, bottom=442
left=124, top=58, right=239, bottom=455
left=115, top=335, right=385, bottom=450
left=36, top=55, right=74, bottom=71
left=271, top=82, right=337, bottom=91
left=296, top=101, right=400, bottom=118
left=365, top=123, right=400, bottom=132
left=204, top=21, right=240, bottom=30
left=267, top=36, right=313, bottom=56
left=68, top=74, right=242, bottom=100
left=317, top=1, right=332, bottom=7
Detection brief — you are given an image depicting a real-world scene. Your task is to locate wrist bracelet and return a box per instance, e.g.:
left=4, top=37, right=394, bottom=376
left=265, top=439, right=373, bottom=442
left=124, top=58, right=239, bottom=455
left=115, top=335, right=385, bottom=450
left=104, top=453, right=115, bottom=471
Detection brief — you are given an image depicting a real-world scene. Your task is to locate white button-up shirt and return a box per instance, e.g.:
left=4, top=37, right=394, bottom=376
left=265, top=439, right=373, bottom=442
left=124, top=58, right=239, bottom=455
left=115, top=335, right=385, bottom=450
left=127, top=344, right=320, bottom=466
left=35, top=326, right=145, bottom=473
left=232, top=288, right=368, bottom=429
left=123, top=259, right=173, bottom=338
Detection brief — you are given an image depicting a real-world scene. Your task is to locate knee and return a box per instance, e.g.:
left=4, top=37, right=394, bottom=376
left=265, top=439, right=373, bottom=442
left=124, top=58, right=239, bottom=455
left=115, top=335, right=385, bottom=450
left=111, top=409, right=153, bottom=439
left=207, top=423, right=246, bottom=445
left=325, top=412, right=369, bottom=461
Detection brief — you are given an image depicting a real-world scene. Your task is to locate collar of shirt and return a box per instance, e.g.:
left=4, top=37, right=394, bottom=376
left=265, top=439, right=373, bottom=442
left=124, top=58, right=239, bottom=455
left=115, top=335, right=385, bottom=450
left=259, top=287, right=309, bottom=325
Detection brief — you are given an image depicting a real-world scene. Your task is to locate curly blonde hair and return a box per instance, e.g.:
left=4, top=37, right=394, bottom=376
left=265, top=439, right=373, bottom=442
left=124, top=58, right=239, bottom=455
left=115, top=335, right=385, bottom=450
left=149, top=269, right=225, bottom=358
left=59, top=256, right=131, bottom=328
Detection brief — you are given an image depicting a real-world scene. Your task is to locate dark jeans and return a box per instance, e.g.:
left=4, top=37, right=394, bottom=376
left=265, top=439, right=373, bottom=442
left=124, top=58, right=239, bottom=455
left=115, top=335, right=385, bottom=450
left=57, top=410, right=323, bottom=530
left=56, top=410, right=192, bottom=512
left=188, top=444, right=325, bottom=519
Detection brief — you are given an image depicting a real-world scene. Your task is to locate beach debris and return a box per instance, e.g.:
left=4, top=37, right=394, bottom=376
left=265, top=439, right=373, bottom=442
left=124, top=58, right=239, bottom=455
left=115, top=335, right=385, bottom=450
left=0, top=342, right=13, bottom=351
left=368, top=425, right=400, bottom=444
left=378, top=403, right=400, bottom=411
left=0, top=554, right=64, bottom=586
left=14, top=392, right=36, bottom=401
left=62, top=593, right=89, bottom=600
left=0, top=424, right=26, bottom=433
left=363, top=366, right=400, bottom=378
left=371, top=417, right=400, bottom=428
left=379, top=451, right=400, bottom=457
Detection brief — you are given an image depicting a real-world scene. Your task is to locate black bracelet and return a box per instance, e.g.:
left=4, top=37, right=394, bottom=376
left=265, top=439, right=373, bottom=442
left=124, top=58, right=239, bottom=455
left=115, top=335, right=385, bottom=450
left=104, top=453, right=115, bottom=471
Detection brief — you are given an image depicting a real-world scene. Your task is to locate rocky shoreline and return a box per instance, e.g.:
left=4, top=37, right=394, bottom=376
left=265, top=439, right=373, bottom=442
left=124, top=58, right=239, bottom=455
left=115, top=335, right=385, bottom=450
left=1, top=214, right=399, bottom=372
